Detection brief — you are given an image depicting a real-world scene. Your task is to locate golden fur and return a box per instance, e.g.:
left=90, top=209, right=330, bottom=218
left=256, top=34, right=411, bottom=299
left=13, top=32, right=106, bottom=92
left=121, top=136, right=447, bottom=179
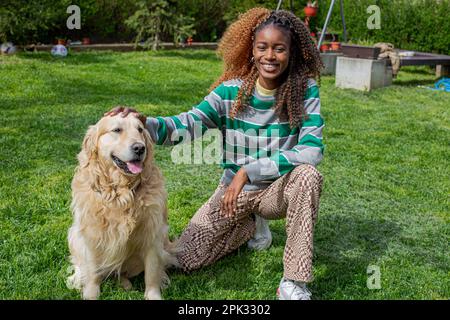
left=67, top=114, right=175, bottom=300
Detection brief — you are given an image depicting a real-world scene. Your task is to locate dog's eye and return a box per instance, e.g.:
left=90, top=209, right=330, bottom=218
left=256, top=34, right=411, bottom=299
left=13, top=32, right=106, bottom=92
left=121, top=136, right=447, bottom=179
left=138, top=127, right=143, bottom=133
left=112, top=128, right=122, bottom=133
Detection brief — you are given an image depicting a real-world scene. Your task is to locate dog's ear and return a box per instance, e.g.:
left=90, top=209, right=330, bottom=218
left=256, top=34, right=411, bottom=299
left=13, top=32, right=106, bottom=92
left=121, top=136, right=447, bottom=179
left=142, top=128, right=155, bottom=174
left=78, top=125, right=99, bottom=167
left=143, top=128, right=154, bottom=156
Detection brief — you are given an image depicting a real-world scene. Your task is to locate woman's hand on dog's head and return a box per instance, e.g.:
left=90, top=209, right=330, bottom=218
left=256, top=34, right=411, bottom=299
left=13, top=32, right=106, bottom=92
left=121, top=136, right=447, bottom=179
left=104, top=106, right=147, bottom=126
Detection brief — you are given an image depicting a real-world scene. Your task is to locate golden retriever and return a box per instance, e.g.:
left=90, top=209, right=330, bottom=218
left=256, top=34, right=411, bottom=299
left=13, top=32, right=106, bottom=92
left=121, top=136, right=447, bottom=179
left=67, top=112, right=175, bottom=300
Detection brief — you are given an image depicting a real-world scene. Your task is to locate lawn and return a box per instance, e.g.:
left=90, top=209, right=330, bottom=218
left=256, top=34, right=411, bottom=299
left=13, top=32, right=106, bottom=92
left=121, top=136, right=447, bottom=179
left=0, top=50, right=448, bottom=300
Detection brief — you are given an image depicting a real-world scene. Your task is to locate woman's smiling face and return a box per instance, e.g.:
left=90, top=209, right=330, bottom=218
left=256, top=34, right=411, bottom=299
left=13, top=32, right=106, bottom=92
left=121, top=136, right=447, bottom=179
left=252, top=24, right=291, bottom=90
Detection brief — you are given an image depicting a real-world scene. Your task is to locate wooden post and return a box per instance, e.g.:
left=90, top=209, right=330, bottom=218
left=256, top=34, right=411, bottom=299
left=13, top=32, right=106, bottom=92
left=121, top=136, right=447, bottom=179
left=436, top=65, right=450, bottom=78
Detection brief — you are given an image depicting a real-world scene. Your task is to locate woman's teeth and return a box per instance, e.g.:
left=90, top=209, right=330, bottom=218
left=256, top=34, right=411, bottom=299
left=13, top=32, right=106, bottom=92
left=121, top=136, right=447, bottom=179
left=262, top=63, right=278, bottom=72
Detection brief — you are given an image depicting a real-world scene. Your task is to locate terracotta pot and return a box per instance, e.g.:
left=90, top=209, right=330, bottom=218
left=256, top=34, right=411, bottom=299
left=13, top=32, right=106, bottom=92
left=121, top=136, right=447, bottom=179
left=304, top=6, right=318, bottom=17
left=82, top=37, right=90, bottom=45
left=57, top=39, right=66, bottom=45
left=320, top=43, right=330, bottom=52
left=330, top=42, right=341, bottom=51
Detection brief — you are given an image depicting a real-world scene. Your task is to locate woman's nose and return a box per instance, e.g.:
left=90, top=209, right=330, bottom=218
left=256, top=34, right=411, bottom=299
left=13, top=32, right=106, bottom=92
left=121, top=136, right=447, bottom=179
left=265, top=49, right=275, bottom=60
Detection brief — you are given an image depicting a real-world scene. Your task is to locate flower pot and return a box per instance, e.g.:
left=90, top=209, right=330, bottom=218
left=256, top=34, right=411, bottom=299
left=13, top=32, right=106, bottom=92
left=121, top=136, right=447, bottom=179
left=330, top=42, right=341, bottom=51
left=304, top=6, right=318, bottom=17
left=82, top=37, right=90, bottom=45
left=57, top=39, right=66, bottom=45
left=320, top=43, right=330, bottom=52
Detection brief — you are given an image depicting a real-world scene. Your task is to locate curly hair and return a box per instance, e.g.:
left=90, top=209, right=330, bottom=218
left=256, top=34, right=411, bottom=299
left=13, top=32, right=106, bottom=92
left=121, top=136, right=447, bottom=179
left=211, top=7, right=271, bottom=90
left=211, top=9, right=323, bottom=128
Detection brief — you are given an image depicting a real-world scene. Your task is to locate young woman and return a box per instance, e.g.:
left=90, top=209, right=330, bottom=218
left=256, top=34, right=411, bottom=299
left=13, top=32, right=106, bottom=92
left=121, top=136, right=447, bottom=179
left=107, top=8, right=324, bottom=300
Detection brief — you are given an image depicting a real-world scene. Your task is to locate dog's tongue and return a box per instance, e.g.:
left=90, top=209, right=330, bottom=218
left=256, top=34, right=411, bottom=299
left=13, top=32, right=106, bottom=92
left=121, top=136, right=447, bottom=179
left=126, top=161, right=143, bottom=174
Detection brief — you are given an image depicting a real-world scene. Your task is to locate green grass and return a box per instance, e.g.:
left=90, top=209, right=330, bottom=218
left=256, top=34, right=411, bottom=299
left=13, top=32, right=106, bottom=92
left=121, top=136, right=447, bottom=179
left=0, top=50, right=448, bottom=300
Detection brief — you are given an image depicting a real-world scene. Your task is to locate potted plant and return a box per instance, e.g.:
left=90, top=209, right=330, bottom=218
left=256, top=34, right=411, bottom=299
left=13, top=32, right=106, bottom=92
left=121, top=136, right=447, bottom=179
left=330, top=42, right=341, bottom=51
left=82, top=37, right=91, bottom=45
left=56, top=37, right=66, bottom=45
left=304, top=1, right=318, bottom=17
left=320, top=42, right=330, bottom=52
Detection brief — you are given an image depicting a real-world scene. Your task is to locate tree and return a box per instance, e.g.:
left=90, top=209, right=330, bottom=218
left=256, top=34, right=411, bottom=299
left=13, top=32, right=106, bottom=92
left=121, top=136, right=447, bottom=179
left=125, top=0, right=175, bottom=50
left=172, top=14, right=196, bottom=47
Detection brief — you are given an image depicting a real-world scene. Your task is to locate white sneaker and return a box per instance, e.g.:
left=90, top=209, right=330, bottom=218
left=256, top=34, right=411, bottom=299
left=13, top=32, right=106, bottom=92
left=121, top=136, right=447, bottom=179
left=277, top=277, right=312, bottom=300
left=247, top=215, right=272, bottom=250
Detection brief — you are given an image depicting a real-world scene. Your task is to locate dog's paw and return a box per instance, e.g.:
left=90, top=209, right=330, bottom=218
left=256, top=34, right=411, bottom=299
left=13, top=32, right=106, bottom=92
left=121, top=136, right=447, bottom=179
left=82, top=284, right=100, bottom=300
left=120, top=277, right=133, bottom=291
left=144, top=288, right=162, bottom=300
left=66, top=274, right=82, bottom=290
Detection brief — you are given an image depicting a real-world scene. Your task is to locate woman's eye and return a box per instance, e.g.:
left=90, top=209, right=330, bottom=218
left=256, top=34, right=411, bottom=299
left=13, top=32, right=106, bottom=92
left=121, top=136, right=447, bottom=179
left=112, top=128, right=122, bottom=133
left=275, top=47, right=285, bottom=52
left=138, top=127, right=143, bottom=133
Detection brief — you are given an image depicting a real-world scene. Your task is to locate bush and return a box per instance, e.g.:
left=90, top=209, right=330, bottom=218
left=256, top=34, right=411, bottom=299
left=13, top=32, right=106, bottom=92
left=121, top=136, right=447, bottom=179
left=175, top=0, right=231, bottom=42
left=1, top=0, right=449, bottom=54
left=125, top=0, right=196, bottom=49
left=0, top=0, right=138, bottom=44
left=0, top=0, right=71, bottom=44
left=315, top=0, right=450, bottom=54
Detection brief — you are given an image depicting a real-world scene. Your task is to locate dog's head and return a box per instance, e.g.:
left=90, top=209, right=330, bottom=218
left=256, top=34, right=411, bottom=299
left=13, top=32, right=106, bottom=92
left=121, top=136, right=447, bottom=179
left=79, top=113, right=152, bottom=177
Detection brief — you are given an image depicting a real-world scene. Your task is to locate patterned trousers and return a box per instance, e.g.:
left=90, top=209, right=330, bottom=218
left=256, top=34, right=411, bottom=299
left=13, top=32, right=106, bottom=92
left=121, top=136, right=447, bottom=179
left=176, top=164, right=324, bottom=282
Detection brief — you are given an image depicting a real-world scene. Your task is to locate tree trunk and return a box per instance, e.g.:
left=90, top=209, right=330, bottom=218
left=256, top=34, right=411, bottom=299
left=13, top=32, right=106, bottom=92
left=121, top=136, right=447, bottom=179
left=152, top=33, right=159, bottom=51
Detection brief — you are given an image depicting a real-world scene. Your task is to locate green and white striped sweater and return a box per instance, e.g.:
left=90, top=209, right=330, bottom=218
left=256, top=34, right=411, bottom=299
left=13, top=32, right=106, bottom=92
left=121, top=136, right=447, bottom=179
left=146, top=78, right=324, bottom=191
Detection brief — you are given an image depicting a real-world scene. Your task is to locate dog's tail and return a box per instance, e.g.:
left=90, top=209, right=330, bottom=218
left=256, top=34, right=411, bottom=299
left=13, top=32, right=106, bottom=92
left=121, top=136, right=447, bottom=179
left=162, top=224, right=182, bottom=269
left=165, top=239, right=181, bottom=267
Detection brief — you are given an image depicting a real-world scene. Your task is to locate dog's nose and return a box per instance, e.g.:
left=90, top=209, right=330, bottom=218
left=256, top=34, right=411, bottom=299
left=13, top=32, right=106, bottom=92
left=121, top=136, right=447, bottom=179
left=131, top=142, right=145, bottom=156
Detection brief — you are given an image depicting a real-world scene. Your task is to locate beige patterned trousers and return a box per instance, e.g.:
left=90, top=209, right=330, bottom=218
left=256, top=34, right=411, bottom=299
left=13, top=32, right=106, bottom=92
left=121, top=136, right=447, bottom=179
left=176, top=164, right=324, bottom=282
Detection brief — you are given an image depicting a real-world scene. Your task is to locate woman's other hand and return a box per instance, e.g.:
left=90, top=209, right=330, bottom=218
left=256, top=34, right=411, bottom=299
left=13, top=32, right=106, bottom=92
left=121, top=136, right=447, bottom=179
left=220, top=168, right=249, bottom=218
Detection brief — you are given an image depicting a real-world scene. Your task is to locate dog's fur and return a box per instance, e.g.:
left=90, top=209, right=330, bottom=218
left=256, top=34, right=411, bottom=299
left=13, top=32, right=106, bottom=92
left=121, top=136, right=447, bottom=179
left=67, top=114, right=176, bottom=300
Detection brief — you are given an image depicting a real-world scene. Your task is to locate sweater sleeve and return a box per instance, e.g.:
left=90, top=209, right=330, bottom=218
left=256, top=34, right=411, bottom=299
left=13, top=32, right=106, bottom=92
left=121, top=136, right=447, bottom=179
left=145, top=86, right=225, bottom=145
left=243, top=81, right=324, bottom=184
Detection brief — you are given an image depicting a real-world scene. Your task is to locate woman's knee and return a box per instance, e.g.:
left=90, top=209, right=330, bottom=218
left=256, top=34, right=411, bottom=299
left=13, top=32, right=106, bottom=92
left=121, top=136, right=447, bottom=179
left=290, top=164, right=324, bottom=188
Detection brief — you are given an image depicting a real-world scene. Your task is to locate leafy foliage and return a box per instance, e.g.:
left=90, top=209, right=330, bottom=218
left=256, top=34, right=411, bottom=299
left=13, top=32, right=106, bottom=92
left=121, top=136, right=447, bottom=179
left=0, top=0, right=449, bottom=54
left=125, top=0, right=196, bottom=49
left=0, top=0, right=71, bottom=44
left=315, top=0, right=450, bottom=54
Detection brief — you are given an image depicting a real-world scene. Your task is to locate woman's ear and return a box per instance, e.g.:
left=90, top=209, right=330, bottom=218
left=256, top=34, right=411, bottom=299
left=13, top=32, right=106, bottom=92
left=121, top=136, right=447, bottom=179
left=78, top=125, right=98, bottom=167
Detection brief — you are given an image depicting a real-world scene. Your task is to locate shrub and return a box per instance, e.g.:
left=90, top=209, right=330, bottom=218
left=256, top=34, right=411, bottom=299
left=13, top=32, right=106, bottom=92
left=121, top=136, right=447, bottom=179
left=125, top=0, right=196, bottom=49
left=315, top=0, right=450, bottom=54
left=0, top=0, right=137, bottom=44
left=1, top=0, right=448, bottom=54
left=0, top=0, right=71, bottom=44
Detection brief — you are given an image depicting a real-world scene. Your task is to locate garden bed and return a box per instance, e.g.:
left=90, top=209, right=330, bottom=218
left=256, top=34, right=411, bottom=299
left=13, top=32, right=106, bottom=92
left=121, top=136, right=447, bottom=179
left=20, top=42, right=218, bottom=52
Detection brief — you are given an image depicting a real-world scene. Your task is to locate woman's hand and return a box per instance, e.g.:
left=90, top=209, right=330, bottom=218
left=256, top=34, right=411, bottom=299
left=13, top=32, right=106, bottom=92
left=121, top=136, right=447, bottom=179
left=104, top=106, right=147, bottom=126
left=221, top=168, right=249, bottom=218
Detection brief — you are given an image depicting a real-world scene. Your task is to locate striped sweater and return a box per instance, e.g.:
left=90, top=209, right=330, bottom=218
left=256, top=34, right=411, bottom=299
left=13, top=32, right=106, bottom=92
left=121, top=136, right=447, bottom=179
left=146, top=79, right=324, bottom=191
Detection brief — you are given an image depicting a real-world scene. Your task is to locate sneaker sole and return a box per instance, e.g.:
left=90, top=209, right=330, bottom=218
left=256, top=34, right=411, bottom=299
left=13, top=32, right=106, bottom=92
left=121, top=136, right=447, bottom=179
left=276, top=286, right=312, bottom=300
left=276, top=287, right=287, bottom=300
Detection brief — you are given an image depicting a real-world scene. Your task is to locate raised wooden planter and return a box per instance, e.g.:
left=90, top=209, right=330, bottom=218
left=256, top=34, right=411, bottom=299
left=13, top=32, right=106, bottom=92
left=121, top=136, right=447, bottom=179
left=341, top=44, right=381, bottom=60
